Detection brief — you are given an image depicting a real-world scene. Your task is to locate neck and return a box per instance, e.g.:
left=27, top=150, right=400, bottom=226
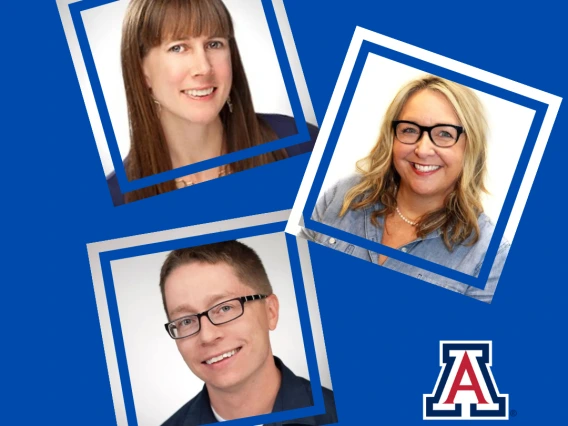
left=160, top=113, right=225, bottom=169
left=396, top=184, right=446, bottom=219
left=207, top=354, right=281, bottom=421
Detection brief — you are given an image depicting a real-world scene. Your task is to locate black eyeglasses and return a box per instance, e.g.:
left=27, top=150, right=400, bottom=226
left=165, top=294, right=268, bottom=339
left=392, top=120, right=465, bottom=148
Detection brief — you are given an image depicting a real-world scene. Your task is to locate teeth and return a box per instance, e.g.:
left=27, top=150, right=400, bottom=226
left=414, top=163, right=441, bottom=172
left=205, top=349, right=238, bottom=365
left=185, top=87, right=214, bottom=97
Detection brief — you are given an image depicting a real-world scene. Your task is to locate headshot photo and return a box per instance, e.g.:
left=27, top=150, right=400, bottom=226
left=299, top=55, right=535, bottom=303
left=79, top=0, right=318, bottom=205
left=109, top=235, right=336, bottom=425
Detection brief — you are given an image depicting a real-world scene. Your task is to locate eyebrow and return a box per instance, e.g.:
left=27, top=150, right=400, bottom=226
left=398, top=117, right=461, bottom=127
left=168, top=292, right=236, bottom=319
left=166, top=34, right=228, bottom=42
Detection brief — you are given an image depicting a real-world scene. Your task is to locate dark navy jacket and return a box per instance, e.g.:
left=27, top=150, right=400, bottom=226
left=106, top=114, right=318, bottom=206
left=162, top=357, right=337, bottom=426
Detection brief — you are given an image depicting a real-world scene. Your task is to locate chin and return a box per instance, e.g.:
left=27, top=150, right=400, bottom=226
left=184, top=113, right=222, bottom=125
left=416, top=187, right=455, bottom=201
left=406, top=184, right=442, bottom=199
left=208, top=372, right=248, bottom=392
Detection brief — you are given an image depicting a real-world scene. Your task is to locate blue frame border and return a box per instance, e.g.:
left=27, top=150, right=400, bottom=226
left=69, top=0, right=310, bottom=195
left=303, top=40, right=548, bottom=290
left=98, top=223, right=327, bottom=426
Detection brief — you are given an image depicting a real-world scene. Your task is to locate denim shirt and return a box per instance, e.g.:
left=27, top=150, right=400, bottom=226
left=301, top=175, right=510, bottom=303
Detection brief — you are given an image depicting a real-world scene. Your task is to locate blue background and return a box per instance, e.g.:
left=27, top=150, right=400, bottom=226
left=2, top=0, right=566, bottom=424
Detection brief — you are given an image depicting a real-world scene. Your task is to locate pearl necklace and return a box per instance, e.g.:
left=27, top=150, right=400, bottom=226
left=395, top=206, right=417, bottom=226
left=175, top=165, right=228, bottom=188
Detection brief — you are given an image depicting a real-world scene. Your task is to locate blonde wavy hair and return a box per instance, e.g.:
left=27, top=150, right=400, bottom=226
left=340, top=75, right=488, bottom=250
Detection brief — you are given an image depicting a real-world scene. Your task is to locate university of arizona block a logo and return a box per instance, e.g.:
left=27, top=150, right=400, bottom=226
left=423, top=341, right=508, bottom=420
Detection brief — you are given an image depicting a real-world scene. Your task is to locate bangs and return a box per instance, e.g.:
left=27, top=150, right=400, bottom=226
left=141, top=0, right=234, bottom=49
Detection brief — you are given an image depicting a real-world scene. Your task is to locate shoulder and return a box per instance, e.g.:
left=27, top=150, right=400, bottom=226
left=296, top=376, right=338, bottom=424
left=318, top=174, right=365, bottom=211
left=446, top=212, right=511, bottom=283
left=477, top=212, right=495, bottom=232
left=161, top=388, right=213, bottom=426
left=331, top=174, right=365, bottom=195
left=257, top=113, right=318, bottom=156
left=106, top=171, right=125, bottom=207
left=258, top=113, right=318, bottom=139
left=307, top=174, right=369, bottom=241
left=276, top=358, right=338, bottom=424
left=477, top=213, right=510, bottom=250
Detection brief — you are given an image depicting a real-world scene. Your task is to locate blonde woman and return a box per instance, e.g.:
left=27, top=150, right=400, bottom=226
left=304, top=75, right=509, bottom=303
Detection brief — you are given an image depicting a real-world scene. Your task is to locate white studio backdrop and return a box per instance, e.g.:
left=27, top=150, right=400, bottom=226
left=110, top=232, right=329, bottom=426
left=82, top=0, right=298, bottom=176
left=317, top=54, right=535, bottom=242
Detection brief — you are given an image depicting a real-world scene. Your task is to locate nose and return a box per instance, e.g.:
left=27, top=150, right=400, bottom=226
left=190, top=47, right=212, bottom=77
left=198, top=314, right=223, bottom=344
left=414, top=130, right=436, bottom=158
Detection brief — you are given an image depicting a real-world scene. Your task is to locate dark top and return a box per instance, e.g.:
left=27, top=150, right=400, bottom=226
left=106, top=114, right=318, bottom=206
left=161, top=357, right=337, bottom=426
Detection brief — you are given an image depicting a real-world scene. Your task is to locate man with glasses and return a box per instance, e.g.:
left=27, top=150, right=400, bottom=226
left=160, top=240, right=337, bottom=425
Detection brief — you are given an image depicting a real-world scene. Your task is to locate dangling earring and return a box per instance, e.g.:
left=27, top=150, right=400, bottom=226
left=226, top=96, right=233, bottom=113
left=148, top=87, right=162, bottom=114
left=152, top=97, right=162, bottom=113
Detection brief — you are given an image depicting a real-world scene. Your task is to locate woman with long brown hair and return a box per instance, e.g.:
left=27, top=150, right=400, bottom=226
left=107, top=0, right=316, bottom=205
left=303, top=75, right=510, bottom=303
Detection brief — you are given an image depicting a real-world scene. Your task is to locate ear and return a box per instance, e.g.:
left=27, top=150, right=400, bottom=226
left=142, top=61, right=152, bottom=89
left=265, top=294, right=279, bottom=331
left=144, top=75, right=152, bottom=89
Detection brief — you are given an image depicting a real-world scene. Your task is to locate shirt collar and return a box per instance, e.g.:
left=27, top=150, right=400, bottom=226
left=363, top=201, right=442, bottom=246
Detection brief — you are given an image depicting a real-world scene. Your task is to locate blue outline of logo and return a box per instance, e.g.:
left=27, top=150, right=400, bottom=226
left=424, top=341, right=508, bottom=420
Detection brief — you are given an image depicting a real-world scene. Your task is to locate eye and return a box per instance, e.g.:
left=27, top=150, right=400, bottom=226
left=212, top=302, right=237, bottom=317
left=168, top=44, right=187, bottom=53
left=434, top=126, right=458, bottom=139
left=179, top=317, right=195, bottom=327
left=207, top=40, right=225, bottom=49
left=401, top=126, right=418, bottom=134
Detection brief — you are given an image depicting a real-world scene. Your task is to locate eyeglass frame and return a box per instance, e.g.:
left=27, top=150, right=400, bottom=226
left=164, top=294, right=268, bottom=339
left=392, top=120, right=465, bottom=148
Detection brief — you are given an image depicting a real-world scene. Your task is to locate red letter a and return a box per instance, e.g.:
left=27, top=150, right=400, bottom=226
left=444, top=351, right=488, bottom=404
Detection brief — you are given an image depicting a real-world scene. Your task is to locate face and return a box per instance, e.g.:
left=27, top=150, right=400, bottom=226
left=164, top=262, right=278, bottom=393
left=142, top=35, right=233, bottom=126
left=393, top=89, right=466, bottom=203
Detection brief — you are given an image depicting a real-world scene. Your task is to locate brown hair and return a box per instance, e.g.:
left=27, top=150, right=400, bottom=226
left=159, top=240, right=273, bottom=317
left=341, top=75, right=488, bottom=250
left=121, top=0, right=287, bottom=203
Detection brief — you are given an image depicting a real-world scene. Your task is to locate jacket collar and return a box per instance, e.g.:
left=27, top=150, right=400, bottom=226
left=271, top=357, right=317, bottom=425
left=187, top=357, right=316, bottom=425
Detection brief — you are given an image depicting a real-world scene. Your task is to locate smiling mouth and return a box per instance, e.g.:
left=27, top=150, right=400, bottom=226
left=182, top=87, right=216, bottom=99
left=203, top=347, right=241, bottom=365
left=412, top=163, right=441, bottom=172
